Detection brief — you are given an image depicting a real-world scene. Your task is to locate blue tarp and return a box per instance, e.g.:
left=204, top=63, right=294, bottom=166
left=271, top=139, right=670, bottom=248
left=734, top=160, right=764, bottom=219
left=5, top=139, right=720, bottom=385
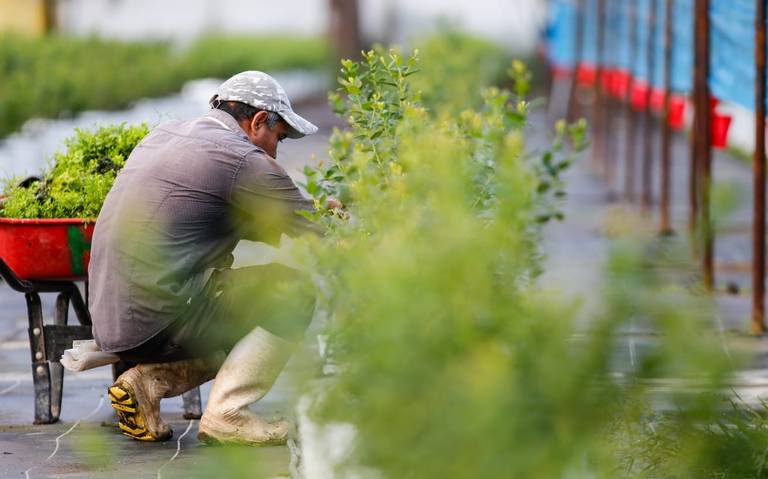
left=544, top=0, right=578, bottom=69
left=544, top=0, right=764, bottom=107
left=605, top=0, right=632, bottom=70
left=544, top=0, right=597, bottom=68
left=710, top=0, right=756, bottom=109
left=671, top=0, right=694, bottom=92
left=631, top=0, right=650, bottom=82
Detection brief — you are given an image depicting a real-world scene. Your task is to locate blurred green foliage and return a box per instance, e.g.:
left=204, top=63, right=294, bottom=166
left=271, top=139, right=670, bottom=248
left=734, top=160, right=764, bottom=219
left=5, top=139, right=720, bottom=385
left=305, top=45, right=586, bottom=229
left=178, top=35, right=329, bottom=81
left=291, top=34, right=761, bottom=478
left=1, top=123, right=148, bottom=218
left=0, top=34, right=329, bottom=138
left=29, top=30, right=759, bottom=478
left=411, top=30, right=511, bottom=116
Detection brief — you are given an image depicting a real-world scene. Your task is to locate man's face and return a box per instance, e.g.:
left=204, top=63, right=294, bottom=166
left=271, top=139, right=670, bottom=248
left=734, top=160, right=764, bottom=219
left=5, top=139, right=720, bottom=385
left=245, top=111, right=289, bottom=158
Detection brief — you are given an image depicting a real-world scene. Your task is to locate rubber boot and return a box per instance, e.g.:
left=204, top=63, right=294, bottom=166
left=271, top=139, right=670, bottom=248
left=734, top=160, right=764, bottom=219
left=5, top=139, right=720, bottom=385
left=109, top=354, right=224, bottom=441
left=197, top=327, right=294, bottom=446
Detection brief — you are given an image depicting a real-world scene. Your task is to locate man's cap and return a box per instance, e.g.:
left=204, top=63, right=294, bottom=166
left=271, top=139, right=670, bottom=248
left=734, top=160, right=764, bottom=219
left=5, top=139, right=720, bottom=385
left=210, top=71, right=318, bottom=139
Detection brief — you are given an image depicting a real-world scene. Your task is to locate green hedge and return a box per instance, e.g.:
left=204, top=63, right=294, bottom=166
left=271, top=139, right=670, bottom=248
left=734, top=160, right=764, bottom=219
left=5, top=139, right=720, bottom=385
left=412, top=31, right=511, bottom=115
left=0, top=124, right=149, bottom=219
left=178, top=35, right=330, bottom=80
left=0, top=34, right=330, bottom=138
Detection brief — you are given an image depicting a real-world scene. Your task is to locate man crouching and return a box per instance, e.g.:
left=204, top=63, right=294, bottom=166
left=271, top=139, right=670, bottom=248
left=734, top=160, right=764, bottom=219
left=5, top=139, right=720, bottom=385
left=88, top=71, right=321, bottom=446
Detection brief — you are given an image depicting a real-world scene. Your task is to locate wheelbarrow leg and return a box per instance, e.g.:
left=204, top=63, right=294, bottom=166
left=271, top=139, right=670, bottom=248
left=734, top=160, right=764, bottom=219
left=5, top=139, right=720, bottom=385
left=47, top=292, right=71, bottom=422
left=182, top=388, right=202, bottom=419
left=26, top=292, right=56, bottom=424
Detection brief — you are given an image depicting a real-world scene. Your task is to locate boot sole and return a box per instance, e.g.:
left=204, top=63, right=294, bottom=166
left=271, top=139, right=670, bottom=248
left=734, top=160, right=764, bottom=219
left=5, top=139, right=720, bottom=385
left=197, top=419, right=287, bottom=447
left=108, top=385, right=171, bottom=442
left=197, top=430, right=286, bottom=447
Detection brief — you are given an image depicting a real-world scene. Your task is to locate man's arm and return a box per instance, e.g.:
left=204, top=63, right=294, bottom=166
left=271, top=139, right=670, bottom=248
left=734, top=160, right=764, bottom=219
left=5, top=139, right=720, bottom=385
left=232, top=152, right=323, bottom=244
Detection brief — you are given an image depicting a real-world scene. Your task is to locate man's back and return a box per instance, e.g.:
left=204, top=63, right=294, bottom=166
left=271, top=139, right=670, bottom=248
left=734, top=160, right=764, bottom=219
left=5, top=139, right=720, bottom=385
left=89, top=109, right=315, bottom=353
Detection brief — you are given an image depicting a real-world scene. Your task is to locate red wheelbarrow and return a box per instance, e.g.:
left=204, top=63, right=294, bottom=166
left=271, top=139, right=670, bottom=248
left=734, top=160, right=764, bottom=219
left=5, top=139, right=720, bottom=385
left=0, top=218, right=202, bottom=424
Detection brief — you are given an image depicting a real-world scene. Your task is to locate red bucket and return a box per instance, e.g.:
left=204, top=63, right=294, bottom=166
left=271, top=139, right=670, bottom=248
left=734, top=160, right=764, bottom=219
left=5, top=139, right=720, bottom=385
left=711, top=112, right=732, bottom=149
left=650, top=88, right=666, bottom=113
left=631, top=81, right=650, bottom=110
left=0, top=218, right=95, bottom=280
left=576, top=64, right=597, bottom=86
left=601, top=68, right=615, bottom=92
left=612, top=70, right=631, bottom=99
left=551, top=65, right=571, bottom=79
left=710, top=97, right=720, bottom=113
left=668, top=95, right=686, bottom=130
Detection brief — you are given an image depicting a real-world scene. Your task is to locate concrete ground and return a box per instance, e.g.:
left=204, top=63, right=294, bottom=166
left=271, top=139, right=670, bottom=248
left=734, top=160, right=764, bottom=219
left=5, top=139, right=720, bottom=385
left=0, top=98, right=340, bottom=479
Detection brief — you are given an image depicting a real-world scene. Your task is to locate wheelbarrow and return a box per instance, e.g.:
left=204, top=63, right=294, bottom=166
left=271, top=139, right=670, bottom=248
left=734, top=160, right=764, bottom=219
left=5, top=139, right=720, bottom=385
left=0, top=218, right=202, bottom=424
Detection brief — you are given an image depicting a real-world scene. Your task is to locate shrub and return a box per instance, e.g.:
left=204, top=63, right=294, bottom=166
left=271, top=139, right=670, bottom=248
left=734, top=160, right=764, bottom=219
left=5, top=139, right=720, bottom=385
left=288, top=40, right=628, bottom=477
left=178, top=35, right=330, bottom=81
left=0, top=123, right=149, bottom=219
left=0, top=34, right=329, bottom=138
left=291, top=40, right=751, bottom=479
left=412, top=30, right=512, bottom=115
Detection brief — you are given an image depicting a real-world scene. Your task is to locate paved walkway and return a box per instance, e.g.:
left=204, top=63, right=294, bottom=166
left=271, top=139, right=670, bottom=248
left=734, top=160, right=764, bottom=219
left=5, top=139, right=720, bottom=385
left=537, top=100, right=768, bottom=402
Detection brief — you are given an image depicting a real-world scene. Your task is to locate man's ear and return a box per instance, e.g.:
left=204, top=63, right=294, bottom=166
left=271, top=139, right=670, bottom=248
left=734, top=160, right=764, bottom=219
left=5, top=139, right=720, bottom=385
left=250, top=110, right=269, bottom=131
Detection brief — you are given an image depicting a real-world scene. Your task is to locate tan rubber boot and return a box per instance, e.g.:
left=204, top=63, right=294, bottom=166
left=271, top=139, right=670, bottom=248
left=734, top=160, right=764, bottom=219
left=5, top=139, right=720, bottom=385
left=109, top=354, right=224, bottom=441
left=197, top=327, right=294, bottom=446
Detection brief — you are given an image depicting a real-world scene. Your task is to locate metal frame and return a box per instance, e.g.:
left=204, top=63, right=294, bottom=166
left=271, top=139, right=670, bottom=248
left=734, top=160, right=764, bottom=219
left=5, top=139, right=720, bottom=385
left=641, top=0, right=659, bottom=213
left=659, top=0, right=674, bottom=234
left=0, top=258, right=202, bottom=424
left=625, top=0, right=640, bottom=201
left=753, top=0, right=767, bottom=334
left=593, top=0, right=607, bottom=174
left=567, top=0, right=586, bottom=124
left=692, top=0, right=714, bottom=289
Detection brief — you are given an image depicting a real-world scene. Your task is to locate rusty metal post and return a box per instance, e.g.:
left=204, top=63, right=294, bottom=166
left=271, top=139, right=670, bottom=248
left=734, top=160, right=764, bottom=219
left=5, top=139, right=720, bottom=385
left=625, top=1, right=639, bottom=200
left=689, top=113, right=700, bottom=237
left=593, top=0, right=607, bottom=173
left=603, top=1, right=618, bottom=195
left=693, top=0, right=713, bottom=290
left=329, top=0, right=362, bottom=62
left=689, top=2, right=702, bottom=240
left=641, top=0, right=658, bottom=213
left=754, top=0, right=767, bottom=334
left=660, top=0, right=674, bottom=233
left=42, top=0, right=56, bottom=34
left=567, top=0, right=586, bottom=124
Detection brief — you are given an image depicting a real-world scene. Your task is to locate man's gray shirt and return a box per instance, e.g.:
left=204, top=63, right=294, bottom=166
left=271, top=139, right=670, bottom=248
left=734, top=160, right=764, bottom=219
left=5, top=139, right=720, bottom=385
left=89, top=109, right=318, bottom=353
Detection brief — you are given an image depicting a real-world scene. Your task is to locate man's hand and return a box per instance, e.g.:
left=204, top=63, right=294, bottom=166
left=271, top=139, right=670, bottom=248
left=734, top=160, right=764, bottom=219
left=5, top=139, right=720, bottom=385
left=326, top=197, right=344, bottom=210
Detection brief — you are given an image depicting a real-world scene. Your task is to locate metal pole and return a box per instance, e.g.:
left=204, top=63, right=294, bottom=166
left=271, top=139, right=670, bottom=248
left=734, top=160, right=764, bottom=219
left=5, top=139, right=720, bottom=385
left=660, top=0, right=674, bottom=233
left=329, top=0, right=362, bottom=61
left=694, top=0, right=713, bottom=290
left=593, top=0, right=607, bottom=173
left=625, top=1, right=639, bottom=201
left=641, top=0, right=658, bottom=213
left=42, top=0, right=56, bottom=34
left=603, top=0, right=616, bottom=191
left=567, top=0, right=586, bottom=124
left=689, top=2, right=701, bottom=240
left=603, top=1, right=619, bottom=196
left=753, top=0, right=767, bottom=334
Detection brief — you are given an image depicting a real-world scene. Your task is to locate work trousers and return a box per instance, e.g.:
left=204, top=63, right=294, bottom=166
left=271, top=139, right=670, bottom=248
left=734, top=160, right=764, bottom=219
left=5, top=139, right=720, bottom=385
left=115, top=264, right=315, bottom=363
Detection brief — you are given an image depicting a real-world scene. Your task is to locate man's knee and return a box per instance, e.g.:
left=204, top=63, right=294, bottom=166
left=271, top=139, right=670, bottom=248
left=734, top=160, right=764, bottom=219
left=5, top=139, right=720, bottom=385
left=259, top=266, right=316, bottom=341
left=232, top=264, right=316, bottom=341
